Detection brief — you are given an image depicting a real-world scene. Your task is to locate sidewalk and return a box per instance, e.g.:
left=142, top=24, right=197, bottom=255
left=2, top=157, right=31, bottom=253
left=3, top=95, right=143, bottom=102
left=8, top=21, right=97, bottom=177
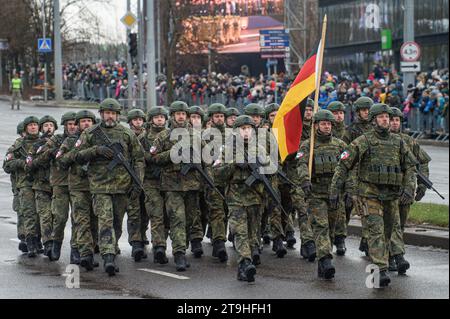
left=0, top=95, right=98, bottom=109
left=348, top=217, right=449, bottom=250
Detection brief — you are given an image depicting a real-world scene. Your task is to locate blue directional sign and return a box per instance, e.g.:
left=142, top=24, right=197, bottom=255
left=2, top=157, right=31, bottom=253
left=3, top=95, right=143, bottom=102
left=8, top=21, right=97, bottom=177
left=260, top=29, right=289, bottom=48
left=38, top=38, right=52, bottom=53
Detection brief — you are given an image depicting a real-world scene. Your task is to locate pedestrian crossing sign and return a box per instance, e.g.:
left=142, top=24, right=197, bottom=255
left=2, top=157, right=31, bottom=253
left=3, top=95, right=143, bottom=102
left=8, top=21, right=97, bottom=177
left=38, top=38, right=52, bottom=53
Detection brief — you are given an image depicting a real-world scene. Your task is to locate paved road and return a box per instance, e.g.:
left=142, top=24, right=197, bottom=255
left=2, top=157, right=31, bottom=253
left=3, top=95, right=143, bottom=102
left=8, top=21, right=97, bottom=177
left=0, top=102, right=448, bottom=299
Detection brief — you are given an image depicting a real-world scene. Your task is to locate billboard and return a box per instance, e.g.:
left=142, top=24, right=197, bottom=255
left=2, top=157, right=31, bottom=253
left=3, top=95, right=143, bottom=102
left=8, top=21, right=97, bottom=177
left=181, top=0, right=285, bottom=54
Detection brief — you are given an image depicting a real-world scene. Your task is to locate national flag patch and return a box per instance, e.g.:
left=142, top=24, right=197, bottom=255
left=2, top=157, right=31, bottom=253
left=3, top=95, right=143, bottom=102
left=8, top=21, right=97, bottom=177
left=26, top=156, right=33, bottom=165
left=37, top=146, right=44, bottom=154
left=6, top=153, right=13, bottom=161
left=56, top=151, right=63, bottom=159
left=150, top=146, right=157, bottom=155
left=75, top=139, right=82, bottom=148
left=340, top=151, right=350, bottom=160
left=296, top=152, right=305, bottom=159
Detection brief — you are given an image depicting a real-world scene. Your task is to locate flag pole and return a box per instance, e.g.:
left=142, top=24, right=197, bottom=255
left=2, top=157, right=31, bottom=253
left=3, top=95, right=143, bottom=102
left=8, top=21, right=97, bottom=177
left=308, top=15, right=328, bottom=178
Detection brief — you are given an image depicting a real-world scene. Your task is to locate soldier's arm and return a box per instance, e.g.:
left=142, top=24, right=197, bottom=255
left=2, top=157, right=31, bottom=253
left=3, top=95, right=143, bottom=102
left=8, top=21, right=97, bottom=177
left=151, top=133, right=173, bottom=165
left=75, top=131, right=97, bottom=164
left=296, top=141, right=311, bottom=185
left=330, top=141, right=362, bottom=195
left=129, top=132, right=145, bottom=184
left=401, top=143, right=418, bottom=195
left=57, top=137, right=76, bottom=169
left=413, top=141, right=431, bottom=178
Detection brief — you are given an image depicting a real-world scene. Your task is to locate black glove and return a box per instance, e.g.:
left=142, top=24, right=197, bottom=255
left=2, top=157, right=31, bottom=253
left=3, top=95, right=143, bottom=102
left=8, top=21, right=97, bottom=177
left=400, top=190, right=414, bottom=206
left=96, top=146, right=114, bottom=160
left=344, top=193, right=354, bottom=212
left=415, top=186, right=426, bottom=202
left=301, top=181, right=313, bottom=198
left=329, top=194, right=340, bottom=210
left=236, top=162, right=248, bottom=170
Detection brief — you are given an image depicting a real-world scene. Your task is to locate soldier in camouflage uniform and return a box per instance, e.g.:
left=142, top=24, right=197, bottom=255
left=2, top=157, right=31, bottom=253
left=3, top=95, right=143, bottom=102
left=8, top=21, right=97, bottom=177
left=225, top=107, right=240, bottom=128
left=301, top=99, right=315, bottom=141
left=57, top=110, right=99, bottom=271
left=3, top=121, right=28, bottom=253
left=142, top=106, right=170, bottom=264
left=126, top=109, right=148, bottom=262
left=27, top=116, right=58, bottom=258
left=214, top=115, right=269, bottom=282
left=330, top=104, right=416, bottom=287
left=4, top=116, right=41, bottom=257
left=327, top=101, right=351, bottom=256
left=36, top=112, right=79, bottom=263
left=203, top=103, right=229, bottom=262
left=342, top=97, right=374, bottom=256
left=388, top=107, right=431, bottom=271
left=297, top=110, right=347, bottom=280
left=151, top=101, right=204, bottom=271
left=76, top=99, right=145, bottom=276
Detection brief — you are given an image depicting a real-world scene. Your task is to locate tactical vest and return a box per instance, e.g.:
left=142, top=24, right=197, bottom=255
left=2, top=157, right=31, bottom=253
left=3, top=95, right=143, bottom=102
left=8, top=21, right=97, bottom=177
left=359, top=134, right=403, bottom=186
left=311, top=140, right=342, bottom=193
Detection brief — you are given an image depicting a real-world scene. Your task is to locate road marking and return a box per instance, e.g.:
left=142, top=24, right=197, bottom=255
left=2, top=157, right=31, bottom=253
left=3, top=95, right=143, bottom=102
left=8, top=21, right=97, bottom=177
left=10, top=238, right=20, bottom=243
left=138, top=268, right=190, bottom=280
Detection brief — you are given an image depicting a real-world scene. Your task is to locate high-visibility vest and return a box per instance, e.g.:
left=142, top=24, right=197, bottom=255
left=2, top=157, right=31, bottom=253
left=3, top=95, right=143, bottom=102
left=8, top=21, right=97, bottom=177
left=11, top=78, right=22, bottom=90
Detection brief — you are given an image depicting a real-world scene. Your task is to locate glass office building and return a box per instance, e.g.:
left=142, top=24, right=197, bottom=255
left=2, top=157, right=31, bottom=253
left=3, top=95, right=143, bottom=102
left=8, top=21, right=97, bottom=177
left=319, top=0, right=449, bottom=78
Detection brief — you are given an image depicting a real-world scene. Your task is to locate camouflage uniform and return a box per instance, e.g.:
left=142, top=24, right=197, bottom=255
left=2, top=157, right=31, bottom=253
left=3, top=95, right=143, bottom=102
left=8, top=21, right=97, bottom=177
left=330, top=104, right=416, bottom=282
left=297, top=116, right=347, bottom=267
left=5, top=118, right=40, bottom=256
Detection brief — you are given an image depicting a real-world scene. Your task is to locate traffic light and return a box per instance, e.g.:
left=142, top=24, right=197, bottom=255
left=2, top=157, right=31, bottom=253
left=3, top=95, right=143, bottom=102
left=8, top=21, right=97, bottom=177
left=128, top=33, right=138, bottom=58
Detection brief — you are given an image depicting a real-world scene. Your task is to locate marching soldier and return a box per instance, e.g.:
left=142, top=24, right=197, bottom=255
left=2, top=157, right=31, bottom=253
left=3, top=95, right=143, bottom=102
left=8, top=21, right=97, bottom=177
left=57, top=110, right=99, bottom=271
left=127, top=109, right=149, bottom=262
left=151, top=101, right=204, bottom=271
left=142, top=107, right=170, bottom=264
left=330, top=104, right=416, bottom=287
left=75, top=99, right=145, bottom=276
left=342, top=97, right=374, bottom=256
left=225, top=107, right=240, bottom=128
left=297, top=110, right=347, bottom=280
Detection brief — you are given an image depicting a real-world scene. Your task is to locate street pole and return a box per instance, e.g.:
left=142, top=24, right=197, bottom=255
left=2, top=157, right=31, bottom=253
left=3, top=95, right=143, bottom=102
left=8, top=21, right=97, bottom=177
left=42, top=0, right=48, bottom=102
left=274, top=61, right=278, bottom=104
left=137, top=0, right=144, bottom=109
left=208, top=42, right=212, bottom=75
left=403, top=0, right=415, bottom=96
left=146, top=0, right=157, bottom=110
left=0, top=52, right=3, bottom=89
left=156, top=0, right=161, bottom=75
left=54, top=0, right=63, bottom=102
left=127, top=0, right=134, bottom=108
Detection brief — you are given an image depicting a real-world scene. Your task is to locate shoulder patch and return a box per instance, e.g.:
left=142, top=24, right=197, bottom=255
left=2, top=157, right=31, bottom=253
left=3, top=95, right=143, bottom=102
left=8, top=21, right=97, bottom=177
left=6, top=153, right=13, bottom=161
left=150, top=146, right=157, bottom=155
left=296, top=152, right=305, bottom=159
left=75, top=139, right=83, bottom=148
left=340, top=151, right=350, bottom=160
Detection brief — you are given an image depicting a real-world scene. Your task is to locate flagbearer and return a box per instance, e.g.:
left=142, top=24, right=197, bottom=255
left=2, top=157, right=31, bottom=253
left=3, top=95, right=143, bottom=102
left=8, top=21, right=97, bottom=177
left=296, top=110, right=347, bottom=280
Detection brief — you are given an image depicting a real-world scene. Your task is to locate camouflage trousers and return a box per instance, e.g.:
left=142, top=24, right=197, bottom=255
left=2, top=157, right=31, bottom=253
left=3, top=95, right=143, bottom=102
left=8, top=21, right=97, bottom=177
left=267, top=199, right=285, bottom=240
left=308, top=197, right=339, bottom=260
left=207, top=187, right=227, bottom=243
left=92, top=193, right=128, bottom=256
left=399, top=204, right=411, bottom=232
left=165, top=191, right=202, bottom=254
left=13, top=191, right=25, bottom=240
left=228, top=204, right=262, bottom=263
left=19, top=187, right=38, bottom=239
left=199, top=190, right=209, bottom=235
left=354, top=197, right=405, bottom=271
left=71, top=191, right=98, bottom=257
left=35, top=190, right=53, bottom=245
left=144, top=183, right=168, bottom=249
left=286, top=185, right=315, bottom=244
left=126, top=192, right=144, bottom=243
left=51, top=186, right=75, bottom=248
left=333, top=207, right=348, bottom=240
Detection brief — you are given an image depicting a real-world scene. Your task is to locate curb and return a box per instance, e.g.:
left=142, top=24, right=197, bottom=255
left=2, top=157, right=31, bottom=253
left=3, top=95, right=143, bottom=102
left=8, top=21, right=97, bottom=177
left=348, top=219, right=449, bottom=250
left=33, top=103, right=99, bottom=110
left=417, top=139, right=449, bottom=147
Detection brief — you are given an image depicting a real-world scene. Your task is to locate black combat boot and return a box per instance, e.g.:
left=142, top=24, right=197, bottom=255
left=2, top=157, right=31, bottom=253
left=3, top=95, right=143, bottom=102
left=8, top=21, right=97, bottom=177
left=36, top=239, right=44, bottom=254
left=103, top=254, right=119, bottom=276
left=70, top=247, right=81, bottom=265
left=285, top=231, right=297, bottom=248
left=359, top=237, right=369, bottom=256
left=394, top=254, right=410, bottom=275
left=272, top=238, right=287, bottom=258
left=131, top=241, right=144, bottom=262
left=174, top=252, right=190, bottom=272
left=80, top=254, right=95, bottom=271
left=18, top=240, right=28, bottom=253
left=94, top=245, right=100, bottom=254
left=190, top=239, right=203, bottom=258
left=26, top=237, right=37, bottom=258
left=334, top=235, right=347, bottom=256
left=251, top=247, right=261, bottom=266
left=301, top=241, right=317, bottom=262
left=262, top=233, right=271, bottom=245
left=212, top=240, right=228, bottom=263
left=388, top=256, right=398, bottom=272
left=153, top=246, right=169, bottom=265
left=51, top=241, right=62, bottom=261
left=43, top=241, right=53, bottom=257
left=318, top=256, right=336, bottom=280
left=237, top=259, right=256, bottom=283
left=378, top=270, right=391, bottom=287
left=142, top=242, right=148, bottom=259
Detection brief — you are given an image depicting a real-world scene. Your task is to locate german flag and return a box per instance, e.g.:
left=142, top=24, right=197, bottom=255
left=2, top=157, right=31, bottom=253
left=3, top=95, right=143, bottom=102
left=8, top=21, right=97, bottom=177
left=273, top=42, right=322, bottom=162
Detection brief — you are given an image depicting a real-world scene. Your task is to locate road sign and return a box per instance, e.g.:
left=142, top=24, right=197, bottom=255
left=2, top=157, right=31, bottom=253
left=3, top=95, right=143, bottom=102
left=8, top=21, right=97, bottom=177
left=381, top=29, right=392, bottom=50
left=401, top=61, right=421, bottom=73
left=260, top=29, right=289, bottom=48
left=400, top=41, right=421, bottom=62
left=38, top=38, right=52, bottom=53
left=0, top=38, right=8, bottom=50
left=121, top=11, right=137, bottom=29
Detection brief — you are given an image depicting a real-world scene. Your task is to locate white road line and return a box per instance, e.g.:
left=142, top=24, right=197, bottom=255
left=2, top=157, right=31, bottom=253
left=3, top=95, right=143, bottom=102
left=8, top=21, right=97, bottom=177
left=10, top=238, right=20, bottom=243
left=138, top=268, right=190, bottom=280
